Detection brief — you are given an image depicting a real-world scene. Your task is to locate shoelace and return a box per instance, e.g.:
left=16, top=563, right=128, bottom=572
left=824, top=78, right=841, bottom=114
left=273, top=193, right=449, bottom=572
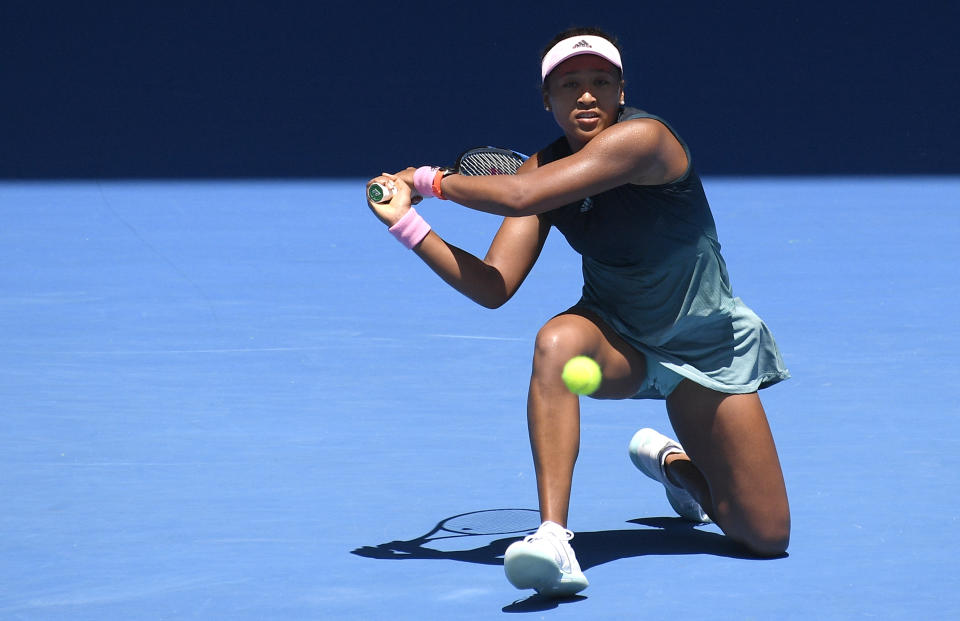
left=522, top=527, right=575, bottom=572
left=522, top=529, right=573, bottom=543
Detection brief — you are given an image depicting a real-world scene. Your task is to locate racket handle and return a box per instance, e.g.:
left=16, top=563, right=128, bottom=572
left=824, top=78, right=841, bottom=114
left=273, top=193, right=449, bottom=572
left=368, top=182, right=394, bottom=203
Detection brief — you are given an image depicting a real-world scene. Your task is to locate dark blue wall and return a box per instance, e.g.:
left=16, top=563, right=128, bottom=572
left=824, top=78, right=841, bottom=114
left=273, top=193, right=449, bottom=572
left=2, top=1, right=956, bottom=178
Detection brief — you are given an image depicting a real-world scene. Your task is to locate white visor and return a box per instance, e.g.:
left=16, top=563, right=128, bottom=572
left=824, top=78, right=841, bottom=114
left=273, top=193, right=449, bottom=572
left=541, top=35, right=623, bottom=83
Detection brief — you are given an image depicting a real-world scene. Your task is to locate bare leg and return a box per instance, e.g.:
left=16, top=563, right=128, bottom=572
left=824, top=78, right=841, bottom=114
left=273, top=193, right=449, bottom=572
left=665, top=380, right=790, bottom=556
left=527, top=308, right=646, bottom=526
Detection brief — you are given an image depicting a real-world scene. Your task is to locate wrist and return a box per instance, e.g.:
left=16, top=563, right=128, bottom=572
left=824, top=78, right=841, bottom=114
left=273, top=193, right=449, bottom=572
left=387, top=207, right=431, bottom=249
left=431, top=168, right=447, bottom=200
left=413, top=166, right=451, bottom=200
left=413, top=166, right=439, bottom=198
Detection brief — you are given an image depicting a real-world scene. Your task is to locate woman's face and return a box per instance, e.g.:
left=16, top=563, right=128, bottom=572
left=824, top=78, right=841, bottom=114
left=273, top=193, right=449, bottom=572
left=543, top=55, right=624, bottom=151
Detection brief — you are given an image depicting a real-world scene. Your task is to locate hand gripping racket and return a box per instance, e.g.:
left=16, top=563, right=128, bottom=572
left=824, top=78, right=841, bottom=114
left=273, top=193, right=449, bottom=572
left=368, top=146, right=528, bottom=203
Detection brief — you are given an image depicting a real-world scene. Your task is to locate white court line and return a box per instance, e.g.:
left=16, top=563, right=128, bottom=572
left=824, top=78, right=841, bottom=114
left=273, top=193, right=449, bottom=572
left=426, top=334, right=525, bottom=342
left=24, top=346, right=326, bottom=355
left=14, top=336, right=524, bottom=356
left=29, top=462, right=247, bottom=467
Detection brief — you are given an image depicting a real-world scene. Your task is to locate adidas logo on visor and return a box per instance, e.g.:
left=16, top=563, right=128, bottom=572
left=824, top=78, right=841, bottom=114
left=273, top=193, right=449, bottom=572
left=541, top=35, right=622, bottom=82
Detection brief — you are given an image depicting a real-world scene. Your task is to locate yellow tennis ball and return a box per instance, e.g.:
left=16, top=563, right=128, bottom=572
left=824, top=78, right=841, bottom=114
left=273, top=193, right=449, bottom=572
left=561, top=355, right=602, bottom=395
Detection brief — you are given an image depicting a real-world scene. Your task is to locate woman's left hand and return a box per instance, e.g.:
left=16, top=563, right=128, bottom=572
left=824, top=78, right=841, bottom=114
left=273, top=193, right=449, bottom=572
left=365, top=173, right=413, bottom=227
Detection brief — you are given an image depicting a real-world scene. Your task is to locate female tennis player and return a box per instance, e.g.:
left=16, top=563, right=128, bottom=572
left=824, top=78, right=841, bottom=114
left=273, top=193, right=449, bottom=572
left=366, top=27, right=791, bottom=597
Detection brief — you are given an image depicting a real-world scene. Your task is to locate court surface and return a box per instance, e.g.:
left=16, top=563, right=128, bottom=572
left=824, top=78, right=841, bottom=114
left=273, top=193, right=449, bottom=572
left=1, top=177, right=957, bottom=619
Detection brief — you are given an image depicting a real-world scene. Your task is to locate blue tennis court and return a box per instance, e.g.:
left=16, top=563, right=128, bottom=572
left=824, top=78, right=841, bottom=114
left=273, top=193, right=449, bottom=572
left=1, top=177, right=957, bottom=619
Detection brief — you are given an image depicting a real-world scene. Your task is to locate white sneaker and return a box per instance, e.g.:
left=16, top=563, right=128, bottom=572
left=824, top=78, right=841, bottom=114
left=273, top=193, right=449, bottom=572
left=628, top=428, right=712, bottom=523
left=503, top=521, right=589, bottom=596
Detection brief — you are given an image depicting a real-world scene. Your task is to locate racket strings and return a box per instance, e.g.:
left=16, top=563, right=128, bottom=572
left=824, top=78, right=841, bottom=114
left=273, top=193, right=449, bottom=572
left=458, top=150, right=525, bottom=176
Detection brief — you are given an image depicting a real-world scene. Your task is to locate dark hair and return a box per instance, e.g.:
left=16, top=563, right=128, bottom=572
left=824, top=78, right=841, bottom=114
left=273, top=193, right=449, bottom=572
left=539, top=26, right=623, bottom=89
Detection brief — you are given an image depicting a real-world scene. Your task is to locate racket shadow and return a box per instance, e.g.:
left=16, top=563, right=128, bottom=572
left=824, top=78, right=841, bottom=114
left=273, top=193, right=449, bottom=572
left=350, top=534, right=519, bottom=566
left=350, top=508, right=537, bottom=567
left=350, top=513, right=778, bottom=569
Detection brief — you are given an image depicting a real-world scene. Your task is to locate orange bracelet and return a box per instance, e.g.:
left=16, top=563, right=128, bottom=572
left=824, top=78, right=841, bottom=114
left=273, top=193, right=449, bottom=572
left=431, top=168, right=447, bottom=200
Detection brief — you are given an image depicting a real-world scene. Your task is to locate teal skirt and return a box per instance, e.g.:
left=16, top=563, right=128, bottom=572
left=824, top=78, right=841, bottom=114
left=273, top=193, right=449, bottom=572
left=577, top=238, right=790, bottom=400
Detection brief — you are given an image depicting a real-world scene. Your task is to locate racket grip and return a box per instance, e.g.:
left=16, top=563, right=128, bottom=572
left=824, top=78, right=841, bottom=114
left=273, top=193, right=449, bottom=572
left=367, top=182, right=394, bottom=203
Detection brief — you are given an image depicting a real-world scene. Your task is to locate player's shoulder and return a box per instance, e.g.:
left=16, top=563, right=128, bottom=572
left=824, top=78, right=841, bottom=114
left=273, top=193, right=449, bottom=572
left=592, top=118, right=676, bottom=165
left=610, top=114, right=674, bottom=142
left=600, top=110, right=686, bottom=161
left=614, top=107, right=676, bottom=137
left=602, top=110, right=689, bottom=184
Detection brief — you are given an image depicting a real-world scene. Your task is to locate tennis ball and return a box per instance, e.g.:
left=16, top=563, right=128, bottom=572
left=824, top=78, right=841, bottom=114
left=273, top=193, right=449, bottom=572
left=561, top=355, right=602, bottom=395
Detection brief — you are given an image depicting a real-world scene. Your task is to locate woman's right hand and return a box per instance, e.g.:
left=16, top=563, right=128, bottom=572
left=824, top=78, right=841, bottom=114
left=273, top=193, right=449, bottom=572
left=365, top=173, right=412, bottom=227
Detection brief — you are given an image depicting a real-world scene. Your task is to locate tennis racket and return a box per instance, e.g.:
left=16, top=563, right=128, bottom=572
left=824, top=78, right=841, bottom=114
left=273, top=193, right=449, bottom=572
left=368, top=146, right=528, bottom=203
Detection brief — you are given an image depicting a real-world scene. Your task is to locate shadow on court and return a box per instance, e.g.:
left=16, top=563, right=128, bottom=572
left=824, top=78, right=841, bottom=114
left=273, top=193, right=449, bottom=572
left=501, top=593, right=588, bottom=613
left=351, top=514, right=776, bottom=570
left=353, top=513, right=781, bottom=612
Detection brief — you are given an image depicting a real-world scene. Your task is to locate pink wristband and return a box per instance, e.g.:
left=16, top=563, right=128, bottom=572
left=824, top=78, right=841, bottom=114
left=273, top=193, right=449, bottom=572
left=388, top=208, right=431, bottom=249
left=413, top=166, right=439, bottom=198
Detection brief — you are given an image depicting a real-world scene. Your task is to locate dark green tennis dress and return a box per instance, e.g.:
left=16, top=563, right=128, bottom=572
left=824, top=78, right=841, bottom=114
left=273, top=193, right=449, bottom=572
left=540, top=107, right=789, bottom=399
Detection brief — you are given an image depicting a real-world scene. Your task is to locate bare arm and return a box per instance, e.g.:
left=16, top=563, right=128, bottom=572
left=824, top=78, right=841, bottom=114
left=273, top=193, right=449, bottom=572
left=437, top=118, right=688, bottom=216
left=412, top=214, right=550, bottom=309
left=366, top=157, right=550, bottom=309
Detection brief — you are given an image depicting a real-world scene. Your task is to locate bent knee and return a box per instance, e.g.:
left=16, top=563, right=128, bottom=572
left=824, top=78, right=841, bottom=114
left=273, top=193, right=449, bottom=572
left=743, top=530, right=790, bottom=557
left=532, top=316, right=590, bottom=364
left=716, top=495, right=791, bottom=557
left=736, top=515, right=790, bottom=557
